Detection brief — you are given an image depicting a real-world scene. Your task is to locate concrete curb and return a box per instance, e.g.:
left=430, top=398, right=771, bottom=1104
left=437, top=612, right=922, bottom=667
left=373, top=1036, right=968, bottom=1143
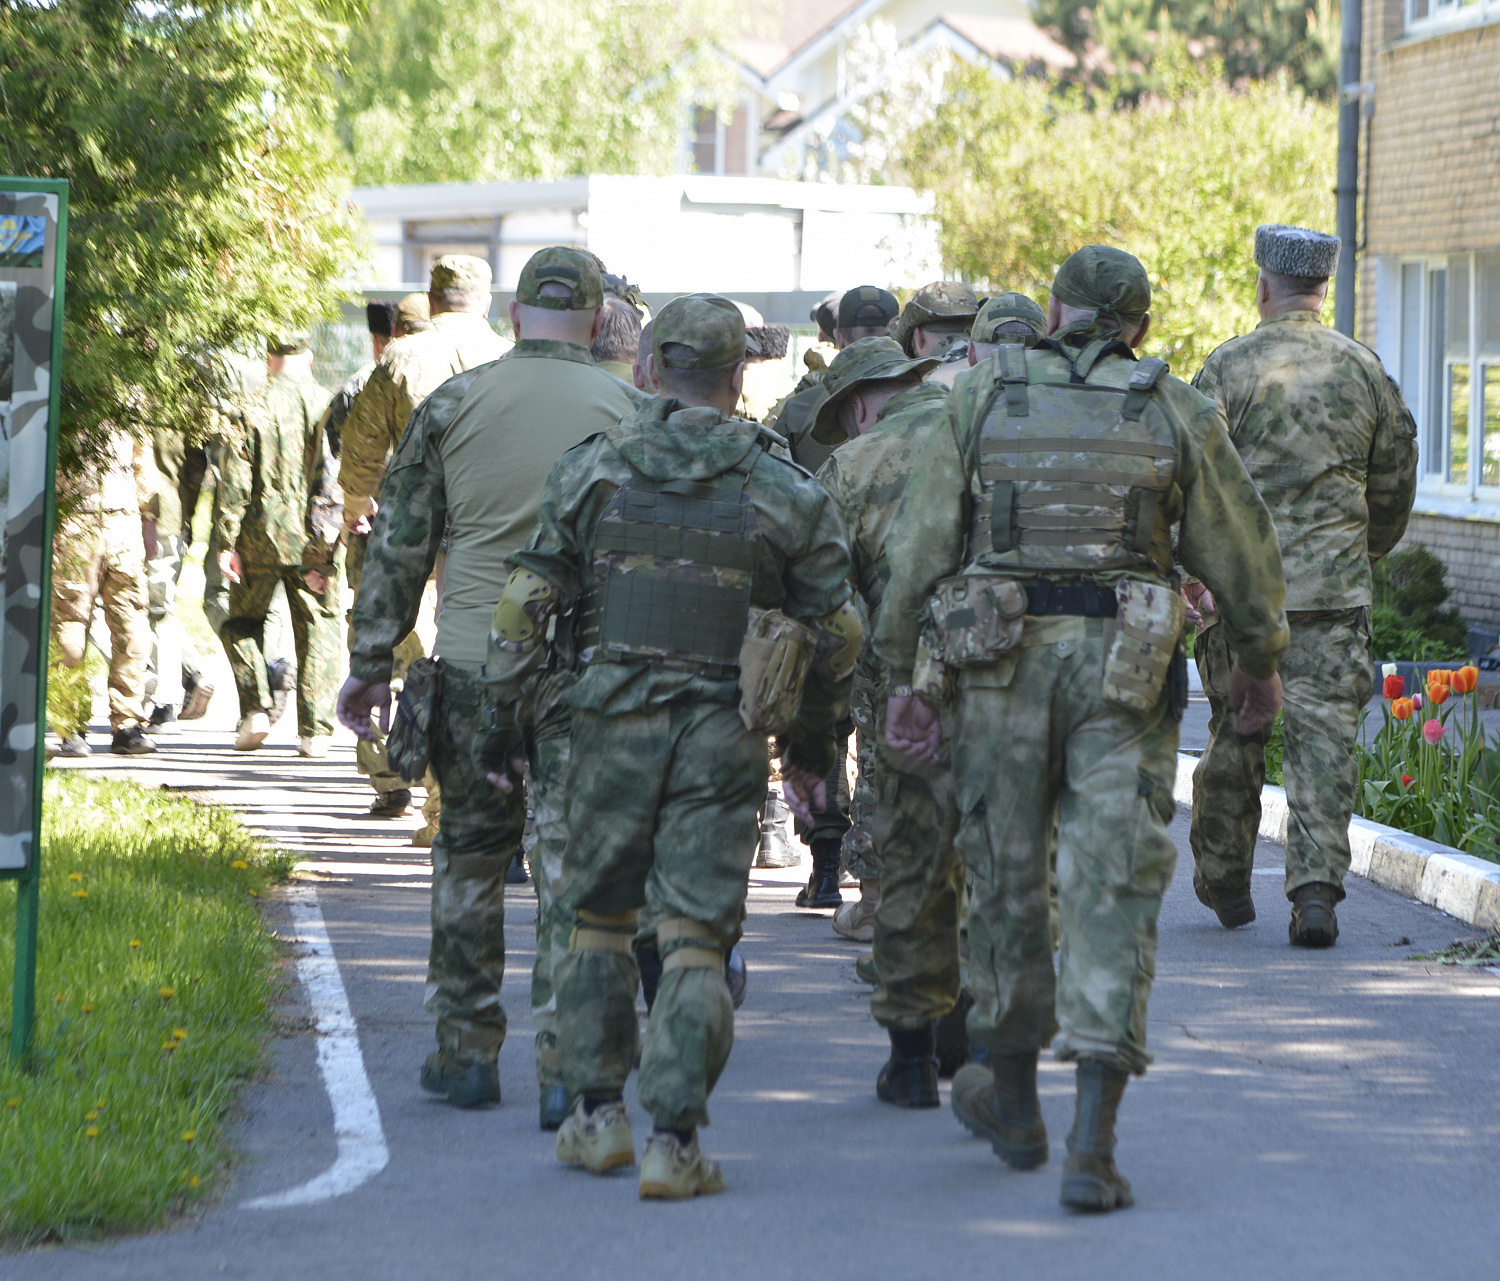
left=1173, top=754, right=1500, bottom=932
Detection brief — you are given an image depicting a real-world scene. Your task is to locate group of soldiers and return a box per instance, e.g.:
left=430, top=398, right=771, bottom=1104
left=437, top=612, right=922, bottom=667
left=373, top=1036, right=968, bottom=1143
left=57, top=218, right=1418, bottom=1211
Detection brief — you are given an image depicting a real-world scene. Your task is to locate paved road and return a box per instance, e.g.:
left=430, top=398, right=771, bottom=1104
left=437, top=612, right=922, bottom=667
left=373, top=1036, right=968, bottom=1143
left=13, top=716, right=1500, bottom=1280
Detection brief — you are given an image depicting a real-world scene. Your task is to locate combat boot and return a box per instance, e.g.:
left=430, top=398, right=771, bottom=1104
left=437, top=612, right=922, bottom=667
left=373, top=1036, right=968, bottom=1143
left=266, top=659, right=295, bottom=726
left=855, top=952, right=877, bottom=986
left=556, top=1096, right=635, bottom=1173
left=935, top=987, right=974, bottom=1078
left=1060, top=1061, right=1133, bottom=1212
left=419, top=1050, right=500, bottom=1108
left=639, top=1129, right=724, bottom=1200
left=794, top=835, right=844, bottom=909
left=538, top=1085, right=572, bottom=1132
left=1193, top=870, right=1256, bottom=929
left=1289, top=882, right=1339, bottom=948
left=831, top=879, right=878, bottom=941
left=367, top=788, right=412, bottom=818
left=951, top=1051, right=1049, bottom=1169
left=876, top=1023, right=940, bottom=1108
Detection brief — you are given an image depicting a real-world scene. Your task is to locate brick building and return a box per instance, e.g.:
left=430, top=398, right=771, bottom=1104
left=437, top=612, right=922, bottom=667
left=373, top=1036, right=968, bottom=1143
left=1358, top=0, right=1500, bottom=636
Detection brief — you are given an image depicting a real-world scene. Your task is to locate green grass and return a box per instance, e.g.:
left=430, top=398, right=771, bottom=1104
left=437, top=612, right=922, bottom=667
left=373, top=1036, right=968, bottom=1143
left=1, top=775, right=293, bottom=1246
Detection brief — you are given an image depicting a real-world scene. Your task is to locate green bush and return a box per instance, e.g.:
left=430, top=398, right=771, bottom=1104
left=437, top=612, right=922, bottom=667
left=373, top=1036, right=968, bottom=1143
left=1371, top=545, right=1469, bottom=661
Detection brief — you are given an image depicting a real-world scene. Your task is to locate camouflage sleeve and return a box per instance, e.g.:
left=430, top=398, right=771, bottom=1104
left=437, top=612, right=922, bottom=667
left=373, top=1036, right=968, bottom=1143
left=303, top=402, right=343, bottom=575
left=347, top=397, right=449, bottom=684
left=1365, top=370, right=1419, bottom=563
left=872, top=392, right=975, bottom=680
left=1174, top=399, right=1290, bottom=679
left=214, top=409, right=258, bottom=551
left=338, top=363, right=405, bottom=518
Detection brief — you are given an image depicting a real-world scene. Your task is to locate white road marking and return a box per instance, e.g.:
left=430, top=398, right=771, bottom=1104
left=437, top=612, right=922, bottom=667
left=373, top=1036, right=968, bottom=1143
left=243, top=879, right=389, bottom=1210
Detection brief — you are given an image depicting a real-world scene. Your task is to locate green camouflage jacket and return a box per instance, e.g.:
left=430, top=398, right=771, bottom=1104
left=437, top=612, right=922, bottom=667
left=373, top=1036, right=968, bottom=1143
left=814, top=381, right=950, bottom=626
left=1192, top=310, right=1418, bottom=611
left=217, top=368, right=336, bottom=568
left=874, top=345, right=1290, bottom=680
left=492, top=398, right=854, bottom=758
left=348, top=339, right=644, bottom=682
left=338, top=312, right=511, bottom=516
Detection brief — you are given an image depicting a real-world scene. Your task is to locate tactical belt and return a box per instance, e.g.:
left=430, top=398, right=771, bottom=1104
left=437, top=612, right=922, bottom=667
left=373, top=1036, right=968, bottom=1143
left=1024, top=579, right=1118, bottom=618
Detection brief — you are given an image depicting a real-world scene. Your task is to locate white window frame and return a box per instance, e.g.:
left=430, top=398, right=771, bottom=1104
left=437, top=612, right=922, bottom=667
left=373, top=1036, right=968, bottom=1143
left=1395, top=254, right=1497, bottom=502
left=1405, top=0, right=1500, bottom=39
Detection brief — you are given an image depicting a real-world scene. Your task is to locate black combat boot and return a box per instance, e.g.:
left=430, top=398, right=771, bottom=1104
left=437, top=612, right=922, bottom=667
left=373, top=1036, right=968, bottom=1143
left=1289, top=882, right=1339, bottom=947
left=934, top=987, right=974, bottom=1078
left=1060, top=1061, right=1133, bottom=1212
left=951, top=1051, right=1049, bottom=1169
left=1193, top=870, right=1256, bottom=929
left=794, top=835, right=844, bottom=909
left=420, top=1050, right=501, bottom=1108
left=876, top=1023, right=940, bottom=1108
left=539, top=1085, right=572, bottom=1131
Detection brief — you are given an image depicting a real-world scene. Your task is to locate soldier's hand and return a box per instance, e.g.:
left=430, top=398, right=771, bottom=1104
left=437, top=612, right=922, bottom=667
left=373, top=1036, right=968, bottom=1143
left=476, top=722, right=528, bottom=794
left=304, top=570, right=330, bottom=594
left=1229, top=666, right=1282, bottom=737
left=219, top=548, right=242, bottom=584
left=337, top=676, right=391, bottom=740
left=781, top=766, right=827, bottom=824
left=1181, top=582, right=1214, bottom=627
left=887, top=693, right=942, bottom=762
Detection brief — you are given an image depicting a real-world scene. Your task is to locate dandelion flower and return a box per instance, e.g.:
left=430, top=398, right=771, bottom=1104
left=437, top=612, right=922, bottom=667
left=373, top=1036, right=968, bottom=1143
left=73, top=890, right=89, bottom=899
left=173, top=1029, right=187, bottom=1040
left=249, top=890, right=259, bottom=897
left=182, top=1130, right=196, bottom=1143
left=231, top=860, right=248, bottom=870
left=96, top=1100, right=106, bottom=1109
left=6, top=1098, right=18, bottom=1109
left=85, top=1110, right=98, bottom=1122
left=188, top=1175, right=199, bottom=1188
left=54, top=993, right=65, bottom=1004
left=67, top=872, right=82, bottom=882
left=130, top=939, right=142, bottom=948
left=82, top=1004, right=95, bottom=1013
left=85, top=1127, right=98, bottom=1139
left=159, top=986, right=175, bottom=999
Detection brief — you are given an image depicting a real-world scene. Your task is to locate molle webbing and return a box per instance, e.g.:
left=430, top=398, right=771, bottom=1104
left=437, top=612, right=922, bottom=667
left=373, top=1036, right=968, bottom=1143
left=996, top=344, right=1030, bottom=417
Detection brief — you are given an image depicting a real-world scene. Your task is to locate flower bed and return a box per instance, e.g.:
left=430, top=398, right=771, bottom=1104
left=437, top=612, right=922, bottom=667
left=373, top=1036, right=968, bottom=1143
left=1356, top=664, right=1500, bottom=864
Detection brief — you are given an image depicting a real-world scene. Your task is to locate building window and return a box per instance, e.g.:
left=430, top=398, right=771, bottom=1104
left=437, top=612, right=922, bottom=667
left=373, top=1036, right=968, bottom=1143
left=692, top=108, right=719, bottom=175
left=1407, top=0, right=1497, bottom=36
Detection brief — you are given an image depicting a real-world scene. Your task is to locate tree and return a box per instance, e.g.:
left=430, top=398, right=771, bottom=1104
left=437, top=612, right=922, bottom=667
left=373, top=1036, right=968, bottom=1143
left=901, top=46, right=1337, bottom=375
left=1034, top=0, right=1342, bottom=100
left=0, top=0, right=365, bottom=475
left=338, top=0, right=737, bottom=186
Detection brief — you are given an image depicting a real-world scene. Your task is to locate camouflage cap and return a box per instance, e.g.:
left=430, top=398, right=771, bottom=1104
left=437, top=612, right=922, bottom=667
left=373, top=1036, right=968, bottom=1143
left=894, top=281, right=980, bottom=352
left=516, top=246, right=604, bottom=311
left=1051, top=246, right=1151, bottom=325
left=811, top=336, right=939, bottom=444
left=266, top=330, right=311, bottom=357
left=1254, top=224, right=1340, bottom=280
left=428, top=253, right=492, bottom=294
left=837, top=285, right=900, bottom=332
left=395, top=291, right=432, bottom=334
left=653, top=293, right=758, bottom=369
left=971, top=291, right=1047, bottom=345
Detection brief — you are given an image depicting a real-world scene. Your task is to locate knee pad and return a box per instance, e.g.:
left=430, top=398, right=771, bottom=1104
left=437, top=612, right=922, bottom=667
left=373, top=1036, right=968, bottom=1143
left=658, top=917, right=725, bottom=975
left=569, top=907, right=640, bottom=956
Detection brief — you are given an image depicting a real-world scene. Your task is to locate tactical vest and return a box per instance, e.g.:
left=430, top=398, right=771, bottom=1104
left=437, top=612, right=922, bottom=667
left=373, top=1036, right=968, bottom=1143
left=965, top=345, right=1178, bottom=579
left=576, top=447, right=762, bottom=674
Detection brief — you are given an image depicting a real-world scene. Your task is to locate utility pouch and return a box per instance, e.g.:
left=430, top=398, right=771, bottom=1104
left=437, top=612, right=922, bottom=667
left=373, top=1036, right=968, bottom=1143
left=387, top=656, right=441, bottom=782
left=1167, top=640, right=1189, bottom=723
left=920, top=575, right=1027, bottom=667
left=738, top=607, right=817, bottom=734
left=1101, top=580, right=1186, bottom=715
left=911, top=637, right=953, bottom=705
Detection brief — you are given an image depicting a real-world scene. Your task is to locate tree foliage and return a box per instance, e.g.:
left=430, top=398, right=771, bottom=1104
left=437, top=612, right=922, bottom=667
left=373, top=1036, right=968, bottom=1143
left=900, top=48, right=1337, bottom=375
left=0, top=0, right=365, bottom=473
left=1034, top=0, right=1342, bottom=100
left=338, top=0, right=737, bottom=186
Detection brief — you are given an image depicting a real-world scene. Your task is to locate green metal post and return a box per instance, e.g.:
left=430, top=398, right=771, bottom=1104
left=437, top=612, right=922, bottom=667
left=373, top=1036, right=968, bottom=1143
left=9, top=874, right=38, bottom=1065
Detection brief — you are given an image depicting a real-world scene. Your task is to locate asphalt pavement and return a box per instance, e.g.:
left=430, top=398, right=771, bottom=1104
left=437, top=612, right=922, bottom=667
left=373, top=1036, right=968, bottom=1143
left=12, top=700, right=1500, bottom=1281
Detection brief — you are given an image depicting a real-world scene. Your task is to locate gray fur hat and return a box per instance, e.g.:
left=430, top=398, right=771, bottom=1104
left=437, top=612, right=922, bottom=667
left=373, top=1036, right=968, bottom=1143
left=1254, top=224, right=1340, bottom=280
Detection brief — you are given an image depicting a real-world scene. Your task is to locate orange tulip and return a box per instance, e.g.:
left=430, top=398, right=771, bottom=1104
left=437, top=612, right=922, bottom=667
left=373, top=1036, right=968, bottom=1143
left=1452, top=665, right=1479, bottom=694
left=1391, top=697, right=1414, bottom=720
left=1429, top=668, right=1454, bottom=688
left=1426, top=681, right=1450, bottom=706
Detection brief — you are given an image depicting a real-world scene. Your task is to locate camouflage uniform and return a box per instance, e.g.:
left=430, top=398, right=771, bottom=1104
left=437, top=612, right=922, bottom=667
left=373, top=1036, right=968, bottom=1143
left=349, top=257, right=642, bottom=1069
left=483, top=375, right=855, bottom=1131
left=813, top=348, right=963, bottom=1030
left=217, top=365, right=342, bottom=736
left=1190, top=308, right=1418, bottom=901
left=874, top=298, right=1288, bottom=1075
left=51, top=431, right=152, bottom=731
left=140, top=426, right=196, bottom=712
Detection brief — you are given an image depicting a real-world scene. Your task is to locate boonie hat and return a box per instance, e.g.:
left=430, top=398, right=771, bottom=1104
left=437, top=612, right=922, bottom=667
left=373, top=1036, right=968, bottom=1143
left=971, top=291, right=1047, bottom=345
left=515, top=246, right=603, bottom=311
left=894, top=281, right=980, bottom=353
left=811, top=336, right=939, bottom=444
left=837, top=286, right=900, bottom=333
left=428, top=253, right=493, bottom=294
left=1050, top=246, right=1150, bottom=325
left=653, top=294, right=758, bottom=369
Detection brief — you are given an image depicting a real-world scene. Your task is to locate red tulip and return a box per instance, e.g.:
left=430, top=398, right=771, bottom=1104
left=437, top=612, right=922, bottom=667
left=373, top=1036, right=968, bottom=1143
left=1401, top=774, right=1414, bottom=787
left=1382, top=674, right=1405, bottom=699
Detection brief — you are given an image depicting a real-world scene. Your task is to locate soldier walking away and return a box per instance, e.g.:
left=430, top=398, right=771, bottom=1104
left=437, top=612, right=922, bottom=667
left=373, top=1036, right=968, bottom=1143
left=217, top=334, right=342, bottom=755
left=894, top=281, right=980, bottom=378
left=476, top=294, right=858, bottom=1199
left=1188, top=225, right=1418, bottom=947
left=50, top=429, right=157, bottom=756
left=336, top=247, right=641, bottom=1120
left=591, top=293, right=643, bottom=385
left=877, top=246, right=1289, bottom=1212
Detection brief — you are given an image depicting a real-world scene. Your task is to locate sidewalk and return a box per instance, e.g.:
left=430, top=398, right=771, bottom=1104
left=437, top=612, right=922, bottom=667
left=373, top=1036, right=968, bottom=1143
left=13, top=715, right=1500, bottom=1280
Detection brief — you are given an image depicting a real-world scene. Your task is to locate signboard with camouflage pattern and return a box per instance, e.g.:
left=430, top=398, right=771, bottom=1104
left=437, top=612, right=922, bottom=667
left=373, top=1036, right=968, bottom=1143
left=0, top=184, right=64, bottom=877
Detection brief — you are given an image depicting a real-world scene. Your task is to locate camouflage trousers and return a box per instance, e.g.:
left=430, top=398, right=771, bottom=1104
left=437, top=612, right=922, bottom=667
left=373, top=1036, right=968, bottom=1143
left=52, top=510, right=152, bottom=730
left=222, top=546, right=341, bottom=737
left=868, top=690, right=965, bottom=1031
left=1191, top=609, right=1373, bottom=902
left=524, top=672, right=577, bottom=1088
left=145, top=531, right=198, bottom=708
left=554, top=700, right=767, bottom=1130
left=425, top=661, right=527, bottom=1062
left=842, top=668, right=881, bottom=883
left=949, top=619, right=1179, bottom=1076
